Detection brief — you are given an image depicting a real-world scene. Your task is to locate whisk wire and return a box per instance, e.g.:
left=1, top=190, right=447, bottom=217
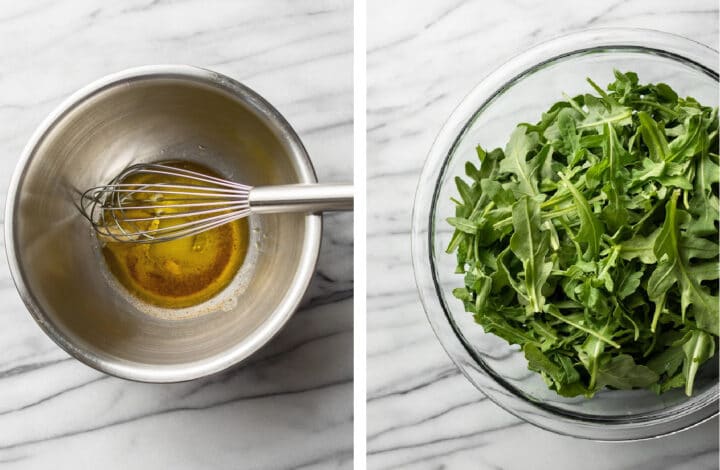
left=118, top=163, right=246, bottom=189
left=80, top=163, right=253, bottom=242
left=79, top=162, right=353, bottom=243
left=100, top=208, right=251, bottom=239
left=109, top=204, right=250, bottom=223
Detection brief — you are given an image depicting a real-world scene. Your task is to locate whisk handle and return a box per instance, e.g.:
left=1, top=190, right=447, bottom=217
left=249, top=184, right=354, bottom=214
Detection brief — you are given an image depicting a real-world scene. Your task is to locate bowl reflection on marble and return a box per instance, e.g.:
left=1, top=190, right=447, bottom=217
left=5, top=65, right=321, bottom=382
left=411, top=29, right=719, bottom=440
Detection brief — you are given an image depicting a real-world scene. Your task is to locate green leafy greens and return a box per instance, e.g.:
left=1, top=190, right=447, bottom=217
left=447, top=70, right=719, bottom=398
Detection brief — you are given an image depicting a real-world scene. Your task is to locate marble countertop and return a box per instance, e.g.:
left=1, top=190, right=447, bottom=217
left=367, top=0, right=718, bottom=468
left=0, top=1, right=352, bottom=468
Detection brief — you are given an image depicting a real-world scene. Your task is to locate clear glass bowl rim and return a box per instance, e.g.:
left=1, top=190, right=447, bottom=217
left=411, top=27, right=719, bottom=441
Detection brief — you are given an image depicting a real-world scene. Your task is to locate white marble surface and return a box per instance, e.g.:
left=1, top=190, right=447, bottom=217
left=367, top=1, right=718, bottom=469
left=0, top=1, right=352, bottom=468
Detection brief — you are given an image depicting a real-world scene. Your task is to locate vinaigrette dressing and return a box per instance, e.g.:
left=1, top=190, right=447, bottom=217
left=101, top=161, right=249, bottom=309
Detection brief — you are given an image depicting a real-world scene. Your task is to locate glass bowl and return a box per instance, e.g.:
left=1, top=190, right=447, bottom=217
left=411, top=28, right=719, bottom=441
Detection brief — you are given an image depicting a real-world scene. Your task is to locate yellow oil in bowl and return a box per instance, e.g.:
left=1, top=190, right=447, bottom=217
left=101, top=162, right=249, bottom=309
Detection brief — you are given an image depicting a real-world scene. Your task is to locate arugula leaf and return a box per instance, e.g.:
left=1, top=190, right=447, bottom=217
left=447, top=217, right=478, bottom=234
left=524, top=344, right=589, bottom=396
left=499, top=127, right=542, bottom=197
left=648, top=191, right=719, bottom=334
left=600, top=123, right=630, bottom=231
left=595, top=355, right=659, bottom=390
left=577, top=323, right=613, bottom=389
left=688, top=136, right=720, bottom=237
left=616, top=269, right=644, bottom=299
left=577, top=93, right=632, bottom=131
left=619, top=229, right=659, bottom=264
left=668, top=115, right=704, bottom=162
left=638, top=111, right=670, bottom=161
left=509, top=197, right=553, bottom=314
left=681, top=330, right=715, bottom=396
left=558, top=172, right=603, bottom=259
left=647, top=343, right=684, bottom=378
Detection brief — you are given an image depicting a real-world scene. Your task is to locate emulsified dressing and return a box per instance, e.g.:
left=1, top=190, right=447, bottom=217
left=101, top=161, right=249, bottom=309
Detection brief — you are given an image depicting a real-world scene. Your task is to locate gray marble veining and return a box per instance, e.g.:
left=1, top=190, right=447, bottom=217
left=0, top=1, right=352, bottom=468
left=367, top=0, right=718, bottom=468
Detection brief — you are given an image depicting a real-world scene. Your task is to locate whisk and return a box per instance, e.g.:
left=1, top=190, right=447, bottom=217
left=79, top=163, right=353, bottom=243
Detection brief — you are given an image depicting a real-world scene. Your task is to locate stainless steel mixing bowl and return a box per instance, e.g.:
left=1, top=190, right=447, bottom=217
left=5, top=65, right=322, bottom=382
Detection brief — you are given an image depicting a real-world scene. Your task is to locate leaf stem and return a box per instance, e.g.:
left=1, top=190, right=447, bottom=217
left=576, top=110, right=633, bottom=129
left=545, top=308, right=622, bottom=348
left=651, top=292, right=666, bottom=333
left=628, top=99, right=679, bottom=117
